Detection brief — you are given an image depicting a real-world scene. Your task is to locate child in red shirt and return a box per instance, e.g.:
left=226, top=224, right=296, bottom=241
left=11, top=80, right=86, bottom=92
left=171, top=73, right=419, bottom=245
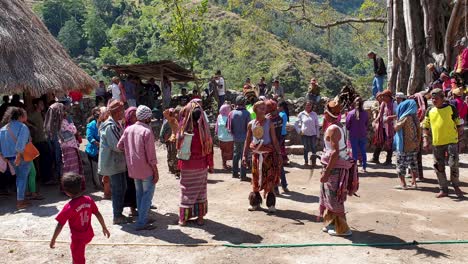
left=50, top=173, right=110, bottom=264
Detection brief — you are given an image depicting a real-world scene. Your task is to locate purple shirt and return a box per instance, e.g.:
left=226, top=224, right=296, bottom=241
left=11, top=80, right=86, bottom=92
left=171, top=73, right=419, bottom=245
left=346, top=109, right=369, bottom=139
left=117, top=121, right=157, bottom=179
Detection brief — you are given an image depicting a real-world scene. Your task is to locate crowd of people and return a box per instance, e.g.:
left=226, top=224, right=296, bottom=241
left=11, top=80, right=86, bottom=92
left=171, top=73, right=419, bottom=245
left=0, top=47, right=467, bottom=263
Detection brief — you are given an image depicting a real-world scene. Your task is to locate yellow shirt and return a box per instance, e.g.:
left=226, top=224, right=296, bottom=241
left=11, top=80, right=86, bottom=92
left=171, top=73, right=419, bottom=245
left=422, top=104, right=460, bottom=146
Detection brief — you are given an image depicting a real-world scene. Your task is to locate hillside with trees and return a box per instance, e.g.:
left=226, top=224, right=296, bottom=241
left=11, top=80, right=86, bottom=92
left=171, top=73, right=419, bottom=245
left=32, top=0, right=389, bottom=98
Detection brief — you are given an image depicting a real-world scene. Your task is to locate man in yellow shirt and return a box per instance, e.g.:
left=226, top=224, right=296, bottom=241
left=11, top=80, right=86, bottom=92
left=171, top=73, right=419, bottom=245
left=422, top=88, right=463, bottom=198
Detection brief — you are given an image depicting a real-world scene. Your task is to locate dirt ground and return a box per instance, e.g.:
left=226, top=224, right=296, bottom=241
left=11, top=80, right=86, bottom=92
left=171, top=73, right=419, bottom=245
left=1, top=143, right=468, bottom=264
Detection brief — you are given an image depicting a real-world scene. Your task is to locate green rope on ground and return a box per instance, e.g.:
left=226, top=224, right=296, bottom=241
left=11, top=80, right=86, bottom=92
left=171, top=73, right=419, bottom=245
left=223, top=240, right=468, bottom=248
left=2, top=237, right=468, bottom=248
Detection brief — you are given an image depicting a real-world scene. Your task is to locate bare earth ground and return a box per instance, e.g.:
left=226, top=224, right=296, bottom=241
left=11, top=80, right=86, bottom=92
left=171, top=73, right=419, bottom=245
left=1, top=143, right=468, bottom=264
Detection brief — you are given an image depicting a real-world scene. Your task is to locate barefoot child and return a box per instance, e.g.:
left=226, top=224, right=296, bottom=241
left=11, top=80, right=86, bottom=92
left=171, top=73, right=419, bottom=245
left=50, top=173, right=110, bottom=264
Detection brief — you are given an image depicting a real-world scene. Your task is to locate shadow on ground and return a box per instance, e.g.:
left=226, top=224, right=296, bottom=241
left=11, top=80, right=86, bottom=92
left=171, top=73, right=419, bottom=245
left=279, top=191, right=319, bottom=204
left=346, top=230, right=450, bottom=258
left=120, top=211, right=263, bottom=245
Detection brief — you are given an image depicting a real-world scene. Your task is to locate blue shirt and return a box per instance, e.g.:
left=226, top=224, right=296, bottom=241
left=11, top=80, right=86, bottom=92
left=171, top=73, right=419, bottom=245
left=230, top=108, right=251, bottom=142
left=279, top=111, right=288, bottom=136
left=217, top=116, right=233, bottom=142
left=0, top=121, right=30, bottom=158
left=85, top=120, right=100, bottom=157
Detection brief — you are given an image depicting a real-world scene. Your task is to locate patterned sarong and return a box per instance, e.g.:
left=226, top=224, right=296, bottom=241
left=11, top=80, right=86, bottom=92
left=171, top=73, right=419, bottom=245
left=251, top=144, right=280, bottom=197
left=179, top=168, right=208, bottom=221
left=219, top=141, right=234, bottom=161
left=61, top=146, right=85, bottom=190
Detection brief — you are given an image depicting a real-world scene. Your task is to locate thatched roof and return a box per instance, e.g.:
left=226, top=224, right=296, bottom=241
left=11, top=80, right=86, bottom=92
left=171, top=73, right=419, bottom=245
left=0, top=0, right=97, bottom=97
left=104, top=60, right=196, bottom=82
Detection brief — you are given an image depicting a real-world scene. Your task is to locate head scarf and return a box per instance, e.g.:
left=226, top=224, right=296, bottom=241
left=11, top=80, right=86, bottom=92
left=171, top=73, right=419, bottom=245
left=136, top=105, right=153, bottom=121
left=177, top=100, right=213, bottom=156
left=44, top=102, right=65, bottom=138
left=219, top=104, right=231, bottom=117
left=216, top=104, right=232, bottom=135
left=125, top=107, right=137, bottom=128
left=394, top=100, right=418, bottom=153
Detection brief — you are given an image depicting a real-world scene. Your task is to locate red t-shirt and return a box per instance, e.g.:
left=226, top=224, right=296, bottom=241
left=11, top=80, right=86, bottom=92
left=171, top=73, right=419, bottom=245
left=56, top=195, right=98, bottom=240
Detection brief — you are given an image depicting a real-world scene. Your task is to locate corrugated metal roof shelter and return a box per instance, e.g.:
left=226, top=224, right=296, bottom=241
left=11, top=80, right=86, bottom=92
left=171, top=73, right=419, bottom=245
left=103, top=60, right=196, bottom=82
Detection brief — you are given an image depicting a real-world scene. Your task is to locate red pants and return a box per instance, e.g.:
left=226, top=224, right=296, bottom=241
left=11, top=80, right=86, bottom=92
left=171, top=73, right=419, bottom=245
left=70, top=236, right=93, bottom=264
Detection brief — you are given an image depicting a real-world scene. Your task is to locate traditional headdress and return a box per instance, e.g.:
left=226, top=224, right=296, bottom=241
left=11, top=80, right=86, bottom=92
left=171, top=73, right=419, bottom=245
left=325, top=98, right=342, bottom=119
left=177, top=100, right=213, bottom=156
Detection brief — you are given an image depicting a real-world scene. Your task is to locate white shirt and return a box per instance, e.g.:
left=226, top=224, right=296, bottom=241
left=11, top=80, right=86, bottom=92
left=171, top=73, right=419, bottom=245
left=111, top=83, right=121, bottom=100
left=294, top=110, right=319, bottom=136
left=216, top=77, right=226, bottom=96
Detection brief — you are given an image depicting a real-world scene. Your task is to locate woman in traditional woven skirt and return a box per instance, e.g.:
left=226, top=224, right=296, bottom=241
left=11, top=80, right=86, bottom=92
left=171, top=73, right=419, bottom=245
left=59, top=108, right=85, bottom=192
left=177, top=101, right=213, bottom=226
left=216, top=104, right=234, bottom=170
left=320, top=99, right=358, bottom=237
left=243, top=101, right=282, bottom=213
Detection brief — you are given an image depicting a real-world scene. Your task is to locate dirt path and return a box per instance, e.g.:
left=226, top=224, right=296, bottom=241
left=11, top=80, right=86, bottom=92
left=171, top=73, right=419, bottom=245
left=1, top=145, right=467, bottom=264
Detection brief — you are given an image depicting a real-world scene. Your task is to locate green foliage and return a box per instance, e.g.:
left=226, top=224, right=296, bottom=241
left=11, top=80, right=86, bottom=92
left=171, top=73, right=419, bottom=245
left=58, top=18, right=85, bottom=57
left=34, top=0, right=386, bottom=98
left=159, top=0, right=209, bottom=71
left=83, top=7, right=108, bottom=54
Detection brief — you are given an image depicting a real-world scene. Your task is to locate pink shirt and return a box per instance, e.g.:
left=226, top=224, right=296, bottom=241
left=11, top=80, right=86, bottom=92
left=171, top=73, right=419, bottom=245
left=117, top=121, right=157, bottom=179
left=454, top=48, right=468, bottom=73
left=55, top=195, right=98, bottom=240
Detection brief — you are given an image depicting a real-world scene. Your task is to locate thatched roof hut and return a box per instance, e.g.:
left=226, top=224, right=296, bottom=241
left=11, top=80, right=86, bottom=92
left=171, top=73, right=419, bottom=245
left=0, top=0, right=96, bottom=97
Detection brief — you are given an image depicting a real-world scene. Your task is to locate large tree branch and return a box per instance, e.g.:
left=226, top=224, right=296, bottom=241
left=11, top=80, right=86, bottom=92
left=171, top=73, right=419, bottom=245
left=297, top=17, right=387, bottom=29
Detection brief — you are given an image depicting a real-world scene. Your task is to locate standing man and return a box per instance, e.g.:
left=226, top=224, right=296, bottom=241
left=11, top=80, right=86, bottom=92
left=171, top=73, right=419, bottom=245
left=306, top=78, right=321, bottom=106
left=271, top=79, right=284, bottom=99
left=28, top=98, right=53, bottom=184
left=422, top=88, right=464, bottom=198
left=367, top=51, right=386, bottom=99
left=95, top=80, right=107, bottom=105
left=257, top=77, right=267, bottom=97
left=98, top=100, right=131, bottom=224
left=110, top=77, right=125, bottom=102
left=124, top=76, right=137, bottom=107
left=266, top=100, right=289, bottom=194
left=227, top=95, right=251, bottom=181
left=118, top=105, right=159, bottom=231
left=215, top=70, right=226, bottom=108
left=162, top=76, right=172, bottom=109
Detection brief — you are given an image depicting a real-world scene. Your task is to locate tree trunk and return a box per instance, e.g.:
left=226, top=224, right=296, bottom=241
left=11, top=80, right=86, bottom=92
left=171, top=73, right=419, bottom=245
left=444, top=0, right=464, bottom=70
left=388, top=0, right=409, bottom=93
left=403, top=0, right=426, bottom=94
left=394, top=0, right=409, bottom=93
left=387, top=0, right=395, bottom=90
